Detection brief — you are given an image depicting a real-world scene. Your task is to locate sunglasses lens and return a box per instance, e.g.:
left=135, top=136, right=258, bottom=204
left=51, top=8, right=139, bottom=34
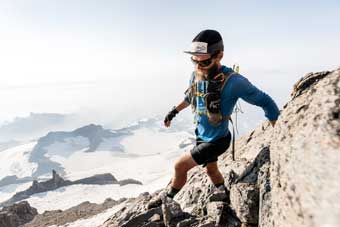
left=191, top=57, right=212, bottom=67
left=199, top=59, right=211, bottom=67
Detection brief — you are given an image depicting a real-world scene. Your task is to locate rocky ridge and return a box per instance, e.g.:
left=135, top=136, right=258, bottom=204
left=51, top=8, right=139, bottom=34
left=0, top=170, right=142, bottom=208
left=101, top=68, right=340, bottom=227
left=22, top=198, right=128, bottom=227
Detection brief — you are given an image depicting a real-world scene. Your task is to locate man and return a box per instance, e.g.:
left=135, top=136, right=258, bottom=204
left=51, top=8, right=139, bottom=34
left=149, top=30, right=279, bottom=207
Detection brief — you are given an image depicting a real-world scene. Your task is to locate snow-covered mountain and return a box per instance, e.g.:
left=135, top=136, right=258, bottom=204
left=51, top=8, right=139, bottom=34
left=0, top=117, right=194, bottom=213
left=0, top=112, right=87, bottom=143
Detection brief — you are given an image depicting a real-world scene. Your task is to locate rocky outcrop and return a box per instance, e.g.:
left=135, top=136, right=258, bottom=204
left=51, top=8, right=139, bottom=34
left=0, top=201, right=37, bottom=227
left=0, top=170, right=141, bottom=208
left=267, top=69, right=340, bottom=227
left=118, top=178, right=143, bottom=186
left=0, top=170, right=72, bottom=207
left=23, top=198, right=127, bottom=227
left=100, top=68, right=340, bottom=227
left=73, top=173, right=118, bottom=185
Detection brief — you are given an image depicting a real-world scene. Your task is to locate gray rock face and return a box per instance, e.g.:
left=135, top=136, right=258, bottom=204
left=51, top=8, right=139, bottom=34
left=0, top=201, right=37, bottom=227
left=257, top=161, right=271, bottom=226
left=101, top=192, right=192, bottom=227
left=102, top=192, right=156, bottom=227
left=230, top=183, right=259, bottom=224
left=101, top=68, right=340, bottom=227
left=268, top=69, right=340, bottom=227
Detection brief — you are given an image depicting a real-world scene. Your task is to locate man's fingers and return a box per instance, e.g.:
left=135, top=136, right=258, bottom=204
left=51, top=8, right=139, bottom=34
left=164, top=120, right=171, bottom=127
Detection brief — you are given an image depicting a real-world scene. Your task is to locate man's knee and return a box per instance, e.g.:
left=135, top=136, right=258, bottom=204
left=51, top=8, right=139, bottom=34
left=174, top=153, right=196, bottom=174
left=174, top=159, right=190, bottom=174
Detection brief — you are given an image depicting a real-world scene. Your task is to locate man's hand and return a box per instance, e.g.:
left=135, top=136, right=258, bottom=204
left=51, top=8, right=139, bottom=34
left=270, top=120, right=276, bottom=127
left=164, top=107, right=178, bottom=127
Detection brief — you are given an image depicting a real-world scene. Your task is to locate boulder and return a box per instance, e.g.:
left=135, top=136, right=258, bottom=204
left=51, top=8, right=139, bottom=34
left=0, top=201, right=37, bottom=227
left=230, top=183, right=259, bottom=224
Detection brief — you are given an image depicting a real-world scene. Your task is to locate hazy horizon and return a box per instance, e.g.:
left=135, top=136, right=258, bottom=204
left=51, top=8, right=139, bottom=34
left=1, top=0, right=339, bottom=132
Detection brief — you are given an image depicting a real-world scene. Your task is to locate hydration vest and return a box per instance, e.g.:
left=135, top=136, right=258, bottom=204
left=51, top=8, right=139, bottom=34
left=185, top=70, right=238, bottom=161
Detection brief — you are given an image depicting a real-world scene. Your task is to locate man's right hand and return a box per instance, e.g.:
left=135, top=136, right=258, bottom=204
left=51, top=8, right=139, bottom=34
left=164, top=107, right=178, bottom=127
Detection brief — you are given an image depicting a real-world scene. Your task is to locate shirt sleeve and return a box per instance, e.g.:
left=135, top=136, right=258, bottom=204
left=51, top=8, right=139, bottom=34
left=231, top=75, right=280, bottom=121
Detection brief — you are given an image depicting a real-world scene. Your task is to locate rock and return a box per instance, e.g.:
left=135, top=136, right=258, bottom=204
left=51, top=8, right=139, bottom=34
left=147, top=189, right=167, bottom=210
left=0, top=170, right=130, bottom=207
left=161, top=197, right=190, bottom=227
left=197, top=223, right=216, bottom=227
left=175, top=169, right=216, bottom=215
left=102, top=192, right=157, bottom=227
left=23, top=198, right=126, bottom=227
left=149, top=213, right=161, bottom=222
left=0, top=170, right=71, bottom=207
left=176, top=217, right=198, bottom=227
left=206, top=202, right=240, bottom=227
left=118, top=178, right=143, bottom=186
left=291, top=71, right=330, bottom=98
left=121, top=207, right=163, bottom=227
left=207, top=188, right=229, bottom=203
left=257, top=161, right=272, bottom=227
left=269, top=69, right=340, bottom=226
left=230, top=183, right=259, bottom=224
left=0, top=201, right=37, bottom=227
left=143, top=222, right=165, bottom=227
left=73, top=173, right=118, bottom=185
left=206, top=201, right=225, bottom=224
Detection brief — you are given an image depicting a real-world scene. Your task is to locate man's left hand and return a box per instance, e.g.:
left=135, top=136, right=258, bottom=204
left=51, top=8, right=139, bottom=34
left=164, top=107, right=179, bottom=127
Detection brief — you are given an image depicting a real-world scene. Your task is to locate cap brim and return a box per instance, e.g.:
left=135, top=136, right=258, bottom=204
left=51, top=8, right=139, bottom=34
left=183, top=51, right=211, bottom=56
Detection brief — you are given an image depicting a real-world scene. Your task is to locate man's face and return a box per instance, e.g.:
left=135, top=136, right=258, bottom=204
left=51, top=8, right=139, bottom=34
left=192, top=54, right=219, bottom=79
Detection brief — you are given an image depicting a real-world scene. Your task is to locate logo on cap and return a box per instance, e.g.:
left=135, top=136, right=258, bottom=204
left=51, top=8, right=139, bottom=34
left=191, top=42, right=208, bottom=53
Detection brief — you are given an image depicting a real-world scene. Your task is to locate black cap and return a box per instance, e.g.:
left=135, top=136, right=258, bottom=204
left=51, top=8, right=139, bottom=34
left=184, top=30, right=224, bottom=56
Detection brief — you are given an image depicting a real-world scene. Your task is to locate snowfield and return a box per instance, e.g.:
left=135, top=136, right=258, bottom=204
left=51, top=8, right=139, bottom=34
left=0, top=120, right=194, bottom=216
left=0, top=142, right=37, bottom=180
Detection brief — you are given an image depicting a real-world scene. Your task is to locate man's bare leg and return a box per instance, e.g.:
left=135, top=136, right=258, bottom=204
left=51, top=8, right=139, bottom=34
left=147, top=151, right=197, bottom=208
left=169, top=151, right=197, bottom=195
left=205, top=161, right=230, bottom=203
left=205, top=161, right=224, bottom=185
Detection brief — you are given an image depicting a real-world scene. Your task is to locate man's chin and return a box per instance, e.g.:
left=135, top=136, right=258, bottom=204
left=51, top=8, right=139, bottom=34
left=196, top=69, right=208, bottom=75
left=195, top=71, right=208, bottom=81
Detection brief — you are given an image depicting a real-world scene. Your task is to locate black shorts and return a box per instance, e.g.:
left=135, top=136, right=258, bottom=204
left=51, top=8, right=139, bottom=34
left=190, top=131, right=231, bottom=166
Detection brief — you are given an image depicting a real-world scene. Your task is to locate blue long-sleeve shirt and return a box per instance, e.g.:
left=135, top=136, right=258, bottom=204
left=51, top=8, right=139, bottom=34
left=184, top=65, right=280, bottom=142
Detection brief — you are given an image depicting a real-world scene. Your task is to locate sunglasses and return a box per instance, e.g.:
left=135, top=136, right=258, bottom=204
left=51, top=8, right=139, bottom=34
left=191, top=57, right=213, bottom=67
left=190, top=53, right=219, bottom=67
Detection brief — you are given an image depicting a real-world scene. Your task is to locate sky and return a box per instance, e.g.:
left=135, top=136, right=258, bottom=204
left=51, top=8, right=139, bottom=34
left=0, top=0, right=339, bottom=129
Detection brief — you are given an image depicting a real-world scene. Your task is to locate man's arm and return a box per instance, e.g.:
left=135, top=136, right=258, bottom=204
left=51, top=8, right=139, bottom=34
left=176, top=100, right=191, bottom=112
left=231, top=76, right=280, bottom=127
left=164, top=100, right=190, bottom=127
